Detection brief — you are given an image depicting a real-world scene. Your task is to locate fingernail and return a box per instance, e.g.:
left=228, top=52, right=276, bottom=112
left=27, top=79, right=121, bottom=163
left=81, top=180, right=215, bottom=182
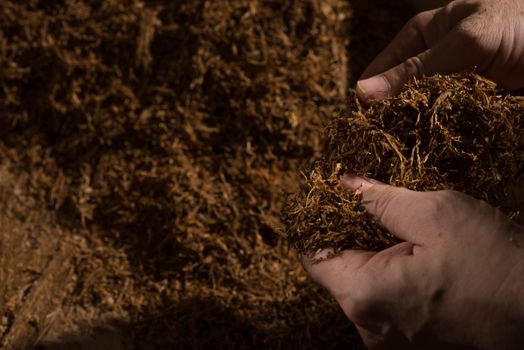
left=340, top=174, right=374, bottom=192
left=356, top=75, right=390, bottom=101
left=312, top=248, right=334, bottom=261
left=302, top=248, right=335, bottom=266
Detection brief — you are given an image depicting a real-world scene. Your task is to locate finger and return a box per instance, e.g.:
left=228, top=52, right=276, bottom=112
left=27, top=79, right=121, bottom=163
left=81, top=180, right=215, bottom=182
left=340, top=175, right=432, bottom=244
left=303, top=242, right=415, bottom=301
left=360, top=10, right=438, bottom=80
left=355, top=324, right=411, bottom=350
left=360, top=1, right=479, bottom=81
left=357, top=2, right=483, bottom=103
left=302, top=249, right=375, bottom=296
left=387, top=24, right=486, bottom=91
left=357, top=24, right=482, bottom=102
left=360, top=2, right=477, bottom=80
left=331, top=243, right=415, bottom=324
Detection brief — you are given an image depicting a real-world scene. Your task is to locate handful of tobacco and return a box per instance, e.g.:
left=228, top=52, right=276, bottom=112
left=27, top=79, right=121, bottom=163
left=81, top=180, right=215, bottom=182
left=283, top=73, right=524, bottom=257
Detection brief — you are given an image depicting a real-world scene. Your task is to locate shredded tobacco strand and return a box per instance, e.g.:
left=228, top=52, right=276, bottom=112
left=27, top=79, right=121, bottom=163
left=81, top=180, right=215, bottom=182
left=283, top=73, right=524, bottom=257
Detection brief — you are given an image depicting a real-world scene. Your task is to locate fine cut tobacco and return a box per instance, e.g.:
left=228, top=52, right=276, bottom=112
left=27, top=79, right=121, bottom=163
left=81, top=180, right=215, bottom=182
left=283, top=73, right=524, bottom=257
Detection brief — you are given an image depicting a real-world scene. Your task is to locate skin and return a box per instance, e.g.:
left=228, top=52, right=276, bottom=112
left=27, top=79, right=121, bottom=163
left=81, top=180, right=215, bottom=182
left=303, top=176, right=524, bottom=349
left=356, top=0, right=524, bottom=103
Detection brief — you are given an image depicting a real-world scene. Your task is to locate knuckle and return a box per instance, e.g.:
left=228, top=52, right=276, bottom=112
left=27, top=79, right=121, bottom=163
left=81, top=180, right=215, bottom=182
left=406, top=12, right=433, bottom=43
left=455, top=20, right=486, bottom=51
left=372, top=187, right=400, bottom=219
left=370, top=187, right=410, bottom=234
left=409, top=12, right=430, bottom=30
left=403, top=56, right=426, bottom=76
left=419, top=190, right=457, bottom=220
left=478, top=199, right=496, bottom=215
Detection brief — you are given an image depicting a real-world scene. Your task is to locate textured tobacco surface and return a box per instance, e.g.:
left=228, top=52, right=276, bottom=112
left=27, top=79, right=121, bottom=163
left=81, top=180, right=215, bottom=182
left=0, top=0, right=414, bottom=348
left=284, top=73, right=524, bottom=257
left=4, top=0, right=524, bottom=348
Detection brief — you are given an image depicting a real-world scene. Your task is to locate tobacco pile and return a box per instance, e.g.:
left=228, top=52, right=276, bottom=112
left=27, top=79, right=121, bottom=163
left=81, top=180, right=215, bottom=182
left=0, top=0, right=414, bottom=348
left=284, top=73, right=524, bottom=257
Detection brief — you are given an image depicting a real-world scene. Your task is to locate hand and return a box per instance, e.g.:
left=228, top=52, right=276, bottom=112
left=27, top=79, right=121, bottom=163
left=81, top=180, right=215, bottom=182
left=357, top=0, right=524, bottom=103
left=303, top=175, right=524, bottom=349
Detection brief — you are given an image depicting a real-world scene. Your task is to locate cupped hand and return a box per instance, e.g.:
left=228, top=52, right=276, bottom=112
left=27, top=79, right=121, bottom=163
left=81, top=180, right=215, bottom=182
left=303, top=175, right=524, bottom=349
left=357, top=0, right=524, bottom=103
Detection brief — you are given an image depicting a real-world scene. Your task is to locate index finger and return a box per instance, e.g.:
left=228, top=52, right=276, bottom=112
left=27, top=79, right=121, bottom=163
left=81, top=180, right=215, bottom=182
left=360, top=10, right=437, bottom=80
left=341, top=175, right=434, bottom=245
left=360, top=1, right=478, bottom=80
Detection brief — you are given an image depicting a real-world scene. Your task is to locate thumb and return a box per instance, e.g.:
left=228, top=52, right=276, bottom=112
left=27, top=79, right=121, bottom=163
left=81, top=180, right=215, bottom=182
left=356, top=51, right=431, bottom=102
left=356, top=27, right=479, bottom=102
left=341, top=175, right=432, bottom=245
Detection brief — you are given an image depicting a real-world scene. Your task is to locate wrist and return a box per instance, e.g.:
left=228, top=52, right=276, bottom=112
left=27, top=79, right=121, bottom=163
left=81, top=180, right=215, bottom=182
left=500, top=232, right=524, bottom=349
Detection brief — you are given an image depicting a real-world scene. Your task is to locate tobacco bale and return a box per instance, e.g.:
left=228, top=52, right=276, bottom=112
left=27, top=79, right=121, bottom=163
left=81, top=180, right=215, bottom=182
left=284, top=73, right=524, bottom=257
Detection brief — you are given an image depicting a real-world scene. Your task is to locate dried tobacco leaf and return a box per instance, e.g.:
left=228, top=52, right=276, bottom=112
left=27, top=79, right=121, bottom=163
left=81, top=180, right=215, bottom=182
left=284, top=73, right=524, bottom=257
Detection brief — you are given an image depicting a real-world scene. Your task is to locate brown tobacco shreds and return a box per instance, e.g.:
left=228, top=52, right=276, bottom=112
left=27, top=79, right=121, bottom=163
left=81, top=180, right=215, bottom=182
left=284, top=73, right=524, bottom=257
left=285, top=163, right=398, bottom=255
left=1, top=0, right=418, bottom=348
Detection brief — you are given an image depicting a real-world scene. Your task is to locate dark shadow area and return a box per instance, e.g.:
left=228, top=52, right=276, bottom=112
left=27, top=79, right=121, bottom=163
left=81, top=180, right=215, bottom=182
left=34, top=295, right=484, bottom=350
left=35, top=326, right=127, bottom=350
left=36, top=296, right=364, bottom=350
left=346, top=0, right=415, bottom=84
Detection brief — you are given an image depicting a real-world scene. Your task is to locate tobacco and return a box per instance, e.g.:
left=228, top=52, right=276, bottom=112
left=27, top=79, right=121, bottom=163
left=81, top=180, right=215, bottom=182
left=283, top=73, right=524, bottom=257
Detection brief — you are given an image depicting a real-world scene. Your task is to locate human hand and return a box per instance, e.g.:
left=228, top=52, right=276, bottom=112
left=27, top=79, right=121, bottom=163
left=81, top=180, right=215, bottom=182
left=303, top=175, right=524, bottom=349
left=357, top=0, right=524, bottom=103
